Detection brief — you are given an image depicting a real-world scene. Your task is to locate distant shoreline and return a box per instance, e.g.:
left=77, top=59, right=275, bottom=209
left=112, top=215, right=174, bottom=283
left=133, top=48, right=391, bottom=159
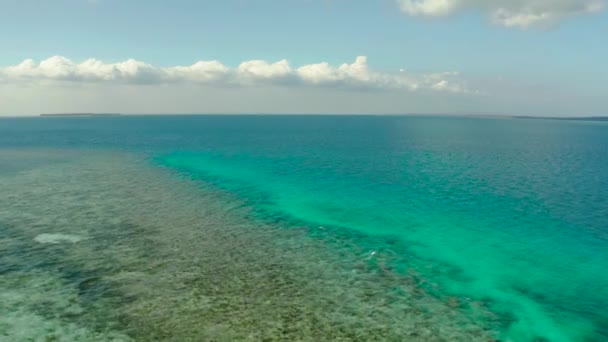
left=40, top=113, right=122, bottom=117
left=10, top=113, right=605, bottom=122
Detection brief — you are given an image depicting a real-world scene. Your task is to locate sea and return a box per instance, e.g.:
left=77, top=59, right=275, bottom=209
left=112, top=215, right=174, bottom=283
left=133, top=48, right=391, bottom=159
left=0, top=115, right=607, bottom=341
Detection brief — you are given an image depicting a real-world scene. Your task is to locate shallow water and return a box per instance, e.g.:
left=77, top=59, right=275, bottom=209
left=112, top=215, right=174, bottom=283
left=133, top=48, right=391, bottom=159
left=1, top=116, right=607, bottom=341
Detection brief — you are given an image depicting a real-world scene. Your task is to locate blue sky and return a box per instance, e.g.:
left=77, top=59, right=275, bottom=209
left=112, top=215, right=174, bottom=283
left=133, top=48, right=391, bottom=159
left=0, top=0, right=606, bottom=116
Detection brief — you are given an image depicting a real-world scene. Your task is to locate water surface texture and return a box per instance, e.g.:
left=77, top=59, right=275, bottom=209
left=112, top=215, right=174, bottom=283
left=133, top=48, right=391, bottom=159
left=1, top=116, right=607, bottom=341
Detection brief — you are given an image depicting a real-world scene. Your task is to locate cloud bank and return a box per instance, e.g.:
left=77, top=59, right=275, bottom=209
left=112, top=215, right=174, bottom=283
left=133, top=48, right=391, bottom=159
left=0, top=56, right=470, bottom=94
left=397, top=0, right=604, bottom=28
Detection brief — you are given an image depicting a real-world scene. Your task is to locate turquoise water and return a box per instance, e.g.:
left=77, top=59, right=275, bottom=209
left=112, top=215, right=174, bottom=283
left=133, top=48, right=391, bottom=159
left=1, top=115, right=607, bottom=341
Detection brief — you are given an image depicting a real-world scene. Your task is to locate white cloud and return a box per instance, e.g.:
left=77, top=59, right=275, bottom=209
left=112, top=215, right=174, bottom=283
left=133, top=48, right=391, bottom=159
left=0, top=56, right=472, bottom=94
left=399, top=0, right=458, bottom=16
left=237, top=59, right=293, bottom=82
left=397, top=0, right=605, bottom=29
left=424, top=71, right=469, bottom=93
left=3, top=56, right=163, bottom=83
left=166, top=60, right=230, bottom=83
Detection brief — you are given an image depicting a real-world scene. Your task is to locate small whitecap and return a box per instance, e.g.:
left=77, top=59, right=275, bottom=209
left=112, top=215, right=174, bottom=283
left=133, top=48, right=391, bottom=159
left=34, top=233, right=83, bottom=244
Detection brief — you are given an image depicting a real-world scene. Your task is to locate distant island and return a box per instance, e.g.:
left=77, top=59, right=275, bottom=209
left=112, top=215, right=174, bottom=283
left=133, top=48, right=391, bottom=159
left=40, top=113, right=122, bottom=117
left=513, top=116, right=608, bottom=122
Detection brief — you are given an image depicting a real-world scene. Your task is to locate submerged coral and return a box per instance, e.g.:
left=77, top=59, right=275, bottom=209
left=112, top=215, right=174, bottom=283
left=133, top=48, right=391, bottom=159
left=0, top=150, right=494, bottom=341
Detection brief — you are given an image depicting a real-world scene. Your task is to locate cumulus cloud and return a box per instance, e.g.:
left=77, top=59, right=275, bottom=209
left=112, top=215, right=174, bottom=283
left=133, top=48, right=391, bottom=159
left=3, top=56, right=163, bottom=83
left=0, top=56, right=472, bottom=93
left=397, top=0, right=605, bottom=29
left=297, top=56, right=419, bottom=90
left=237, top=59, right=293, bottom=82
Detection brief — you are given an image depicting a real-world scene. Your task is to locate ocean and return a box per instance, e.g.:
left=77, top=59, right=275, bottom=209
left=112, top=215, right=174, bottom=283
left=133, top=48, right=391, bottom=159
left=1, top=115, right=607, bottom=341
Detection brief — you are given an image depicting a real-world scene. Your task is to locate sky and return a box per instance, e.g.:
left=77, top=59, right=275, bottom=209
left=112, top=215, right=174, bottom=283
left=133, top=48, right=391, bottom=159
left=0, top=0, right=606, bottom=116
